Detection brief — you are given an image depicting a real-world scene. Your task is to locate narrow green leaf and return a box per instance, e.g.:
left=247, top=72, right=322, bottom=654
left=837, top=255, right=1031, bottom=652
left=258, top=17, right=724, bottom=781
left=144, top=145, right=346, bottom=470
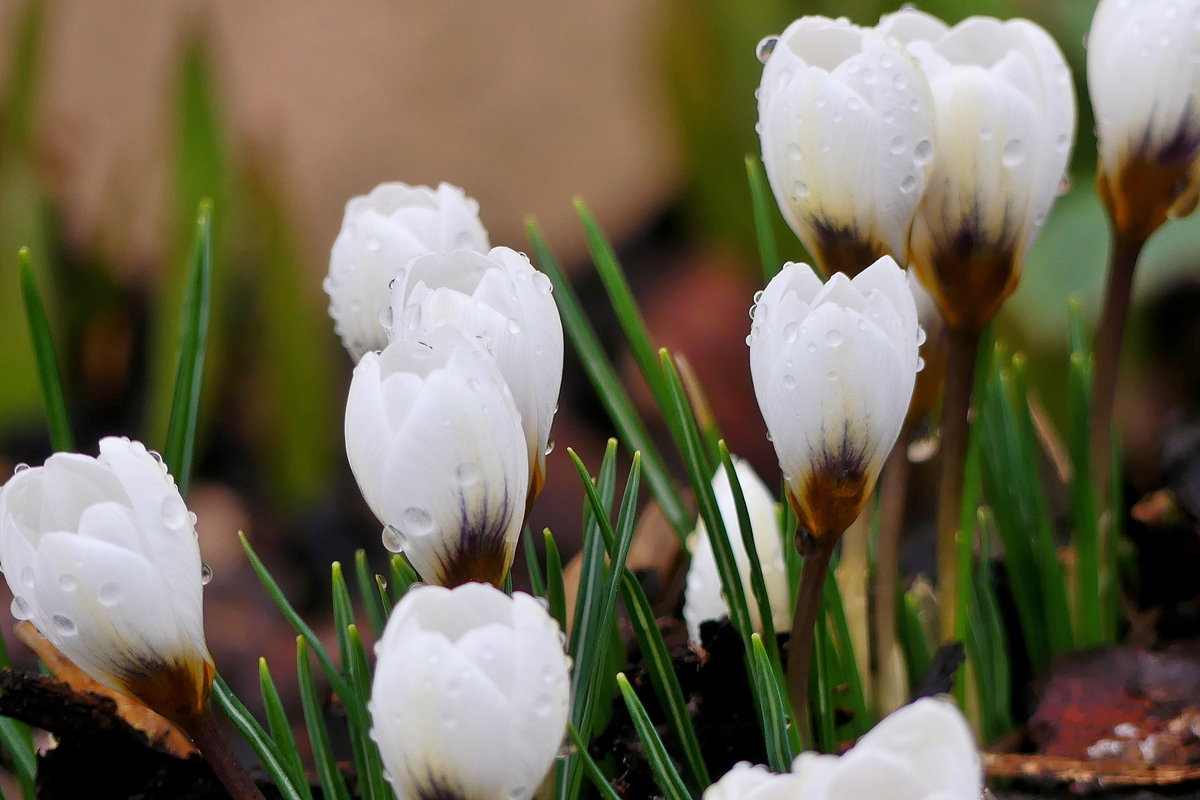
left=349, top=625, right=392, bottom=800
left=812, top=602, right=837, bottom=753
left=898, top=583, right=932, bottom=691
left=376, top=574, right=393, bottom=618
left=751, top=634, right=793, bottom=772
left=331, top=565, right=383, bottom=800
left=162, top=200, right=213, bottom=496
left=355, top=550, right=385, bottom=639
left=544, top=529, right=567, bottom=633
left=297, top=638, right=353, bottom=800
left=821, top=568, right=871, bottom=737
left=617, top=674, right=693, bottom=800
left=239, top=533, right=365, bottom=729
left=569, top=439, right=618, bottom=662
left=523, top=525, right=546, bottom=598
left=330, top=562, right=355, bottom=673
left=19, top=248, right=74, bottom=452
left=1068, top=306, right=1103, bottom=646
left=0, top=718, right=35, bottom=800
left=745, top=155, right=783, bottom=283
left=259, top=659, right=315, bottom=800
left=526, top=218, right=689, bottom=541
left=389, top=554, right=419, bottom=603
left=212, top=674, right=308, bottom=800
left=568, top=721, right=623, bottom=800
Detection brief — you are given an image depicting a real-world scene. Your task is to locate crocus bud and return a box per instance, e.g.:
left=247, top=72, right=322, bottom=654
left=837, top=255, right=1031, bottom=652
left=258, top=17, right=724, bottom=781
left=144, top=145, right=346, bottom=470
left=1089, top=0, right=1200, bottom=240
left=388, top=247, right=563, bottom=498
left=791, top=697, right=981, bottom=799
left=683, top=458, right=791, bottom=642
left=748, top=256, right=920, bottom=542
left=702, top=762, right=800, bottom=800
left=0, top=437, right=214, bottom=724
left=757, top=17, right=936, bottom=276
left=345, top=327, right=528, bottom=587
left=325, top=182, right=490, bottom=361
left=879, top=10, right=1076, bottom=332
left=370, top=583, right=570, bottom=800
left=906, top=268, right=947, bottom=426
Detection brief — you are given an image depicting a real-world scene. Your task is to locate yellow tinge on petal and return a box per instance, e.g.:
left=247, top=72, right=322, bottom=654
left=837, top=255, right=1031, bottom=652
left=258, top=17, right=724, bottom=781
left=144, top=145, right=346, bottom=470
left=123, top=652, right=216, bottom=727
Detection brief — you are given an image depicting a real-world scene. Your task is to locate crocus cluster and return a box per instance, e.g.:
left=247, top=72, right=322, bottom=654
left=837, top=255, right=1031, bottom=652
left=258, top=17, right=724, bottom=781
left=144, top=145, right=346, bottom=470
left=328, top=182, right=564, bottom=588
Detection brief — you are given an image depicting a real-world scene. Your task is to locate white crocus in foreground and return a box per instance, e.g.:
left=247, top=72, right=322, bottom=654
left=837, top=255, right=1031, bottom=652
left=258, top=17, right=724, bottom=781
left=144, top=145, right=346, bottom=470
left=0, top=437, right=213, bottom=724
left=370, top=583, right=570, bottom=800
left=878, top=9, right=1076, bottom=332
left=345, top=327, right=528, bottom=587
left=702, top=762, right=800, bottom=800
left=757, top=16, right=935, bottom=275
left=1089, top=0, right=1200, bottom=239
left=325, top=182, right=489, bottom=361
left=748, top=255, right=920, bottom=543
left=791, top=697, right=981, bottom=800
left=683, top=458, right=791, bottom=642
left=388, top=247, right=563, bottom=497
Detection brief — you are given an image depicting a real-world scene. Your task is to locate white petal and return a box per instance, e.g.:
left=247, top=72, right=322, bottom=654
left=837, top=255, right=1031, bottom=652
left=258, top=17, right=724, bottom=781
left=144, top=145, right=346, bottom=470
left=703, top=762, right=801, bottom=800
left=345, top=352, right=395, bottom=523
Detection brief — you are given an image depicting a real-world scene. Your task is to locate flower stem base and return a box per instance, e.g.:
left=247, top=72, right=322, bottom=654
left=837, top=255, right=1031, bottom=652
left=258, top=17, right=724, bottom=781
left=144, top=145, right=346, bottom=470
left=787, top=538, right=834, bottom=750
left=181, top=708, right=268, bottom=800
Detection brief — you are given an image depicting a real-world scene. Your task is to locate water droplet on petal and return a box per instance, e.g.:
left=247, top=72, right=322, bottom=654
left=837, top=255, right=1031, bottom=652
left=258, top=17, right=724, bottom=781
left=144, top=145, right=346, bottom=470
left=807, top=343, right=817, bottom=353
left=509, top=786, right=529, bottom=800
left=382, top=525, right=405, bottom=552
left=58, top=574, right=76, bottom=592
left=858, top=319, right=867, bottom=330
left=909, top=98, right=919, bottom=112
left=20, top=567, right=33, bottom=588
left=1002, top=140, right=1024, bottom=166
left=846, top=97, right=860, bottom=111
left=826, top=371, right=838, bottom=382
left=533, top=272, right=553, bottom=294
left=900, top=175, right=918, bottom=193
left=11, top=597, right=30, bottom=620
left=456, top=463, right=479, bottom=485
left=916, top=356, right=926, bottom=373
left=892, top=74, right=907, bottom=90
left=792, top=181, right=809, bottom=198
left=149, top=450, right=164, bottom=465
left=545, top=438, right=556, bottom=456
left=861, top=69, right=875, bottom=85
left=401, top=507, right=436, bottom=540
left=379, top=307, right=394, bottom=330
left=882, top=111, right=896, bottom=124
left=534, top=695, right=555, bottom=717
left=890, top=135, right=906, bottom=155
left=826, top=329, right=843, bottom=346
left=913, top=139, right=934, bottom=166
left=784, top=322, right=799, bottom=343
left=916, top=327, right=927, bottom=346
left=783, top=375, right=796, bottom=389
left=980, top=126, right=994, bottom=141
left=52, top=614, right=76, bottom=636
left=880, top=54, right=894, bottom=69
left=1057, top=173, right=1073, bottom=195
left=13, top=462, right=29, bottom=475
left=365, top=237, right=381, bottom=252
left=814, top=97, right=827, bottom=109
left=161, top=495, right=188, bottom=529
left=201, top=564, right=213, bottom=585
left=507, top=319, right=522, bottom=335
left=756, top=36, right=778, bottom=63
left=786, top=143, right=801, bottom=160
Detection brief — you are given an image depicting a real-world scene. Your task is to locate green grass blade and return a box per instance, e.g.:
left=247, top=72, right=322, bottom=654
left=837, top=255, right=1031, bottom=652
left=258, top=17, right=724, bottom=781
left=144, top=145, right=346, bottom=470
left=239, top=533, right=365, bottom=729
left=811, top=602, right=837, bottom=753
left=544, top=529, right=567, bottom=633
left=745, top=155, right=783, bottom=283
left=821, top=568, right=871, bottom=737
left=212, top=674, right=308, bottom=800
left=389, top=554, right=419, bottom=603
left=526, top=218, right=689, bottom=541
left=568, top=722, right=623, bottom=800
left=355, top=550, right=385, bottom=639
left=750, top=634, right=793, bottom=772
left=19, top=248, right=73, bottom=452
left=297, top=638, right=353, bottom=800
left=617, top=674, right=693, bottom=800
left=523, top=525, right=546, bottom=598
left=0, top=718, right=35, bottom=800
left=349, top=625, right=393, bottom=800
left=258, top=659, right=315, bottom=800
left=162, top=199, right=213, bottom=496
left=569, top=439, right=618, bottom=661
left=331, top=566, right=383, bottom=800
left=376, top=575, right=393, bottom=618
left=899, top=583, right=932, bottom=691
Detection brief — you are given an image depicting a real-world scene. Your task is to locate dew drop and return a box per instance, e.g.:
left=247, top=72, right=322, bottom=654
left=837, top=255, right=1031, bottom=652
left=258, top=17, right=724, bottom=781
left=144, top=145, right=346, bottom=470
left=189, top=511, right=198, bottom=525
left=909, top=98, right=920, bottom=112
left=365, top=237, right=381, bottom=252
left=13, top=463, right=28, bottom=474
left=52, top=614, right=76, bottom=636
left=847, top=97, right=861, bottom=111
left=858, top=319, right=867, bottom=330
left=807, top=343, right=817, bottom=353
left=792, top=181, right=809, bottom=198
left=783, top=375, right=796, bottom=389
left=766, top=431, right=773, bottom=442
left=753, top=289, right=764, bottom=303
left=826, top=329, right=843, bottom=346
left=99, top=581, right=122, bottom=606
left=890, top=135, right=906, bottom=155
left=58, top=573, right=77, bottom=592
left=814, top=97, right=827, bottom=109
left=20, top=567, right=33, bottom=588
left=847, top=62, right=860, bottom=75
left=456, top=463, right=479, bottom=485
left=10, top=597, right=30, bottom=621
left=892, top=74, right=908, bottom=90
left=786, top=143, right=801, bottom=160
left=1002, top=140, right=1024, bottom=166
left=745, top=334, right=755, bottom=346
left=534, top=695, right=555, bottom=717
left=832, top=111, right=844, bottom=123
left=161, top=495, right=188, bottom=529
left=201, top=563, right=214, bottom=585
left=916, top=327, right=927, bottom=346
left=149, top=450, right=164, bottom=466
left=916, top=356, right=926, bottom=373
left=882, top=111, right=896, bottom=124
left=784, top=322, right=799, bottom=343
left=401, top=507, right=436, bottom=539
left=533, top=272, right=553, bottom=294
left=545, top=438, right=556, bottom=456
left=754, top=122, right=762, bottom=135
left=378, top=307, right=394, bottom=330
left=900, top=175, right=918, bottom=193
left=508, top=787, right=528, bottom=800
left=913, top=139, right=934, bottom=166
left=756, top=36, right=778, bottom=63
left=862, top=68, right=875, bottom=85
left=507, top=319, right=522, bottom=335
left=826, top=370, right=838, bottom=382
left=1057, top=173, right=1073, bottom=195
left=880, top=54, right=894, bottom=69
left=382, top=525, right=405, bottom=552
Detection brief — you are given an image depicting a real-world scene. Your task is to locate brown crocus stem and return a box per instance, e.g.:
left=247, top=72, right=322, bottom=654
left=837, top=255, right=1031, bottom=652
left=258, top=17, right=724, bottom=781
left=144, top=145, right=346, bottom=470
left=936, top=327, right=980, bottom=642
left=786, top=537, right=835, bottom=749
left=181, top=708, right=269, bottom=800
left=873, top=432, right=910, bottom=715
left=1089, top=232, right=1147, bottom=509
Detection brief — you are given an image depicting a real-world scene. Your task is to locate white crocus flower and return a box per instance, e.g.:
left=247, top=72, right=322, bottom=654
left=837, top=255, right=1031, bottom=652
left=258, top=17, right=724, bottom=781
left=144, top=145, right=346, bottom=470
left=1089, top=0, right=1200, bottom=239
left=370, top=583, right=570, bottom=800
left=757, top=16, right=936, bottom=276
left=325, top=182, right=489, bottom=361
left=345, top=327, right=528, bottom=587
left=388, top=247, right=563, bottom=498
left=791, top=697, right=982, bottom=800
left=702, top=762, right=800, bottom=800
left=0, top=437, right=213, bottom=724
left=878, top=10, right=1076, bottom=332
left=748, top=256, right=920, bottom=542
left=683, top=458, right=791, bottom=642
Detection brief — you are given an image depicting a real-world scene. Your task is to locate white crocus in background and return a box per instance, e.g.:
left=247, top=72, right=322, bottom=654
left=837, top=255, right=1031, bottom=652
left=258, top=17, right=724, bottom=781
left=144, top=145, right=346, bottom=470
left=345, top=326, right=528, bottom=587
left=757, top=16, right=936, bottom=276
left=325, top=182, right=490, bottom=361
left=1089, top=0, right=1200, bottom=240
left=0, top=437, right=213, bottom=725
left=878, top=9, right=1076, bottom=332
left=388, top=247, right=563, bottom=497
left=370, top=583, right=570, bottom=800
left=702, top=762, right=800, bottom=800
left=683, top=458, right=790, bottom=643
left=748, top=255, right=920, bottom=543
left=791, top=697, right=981, bottom=800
